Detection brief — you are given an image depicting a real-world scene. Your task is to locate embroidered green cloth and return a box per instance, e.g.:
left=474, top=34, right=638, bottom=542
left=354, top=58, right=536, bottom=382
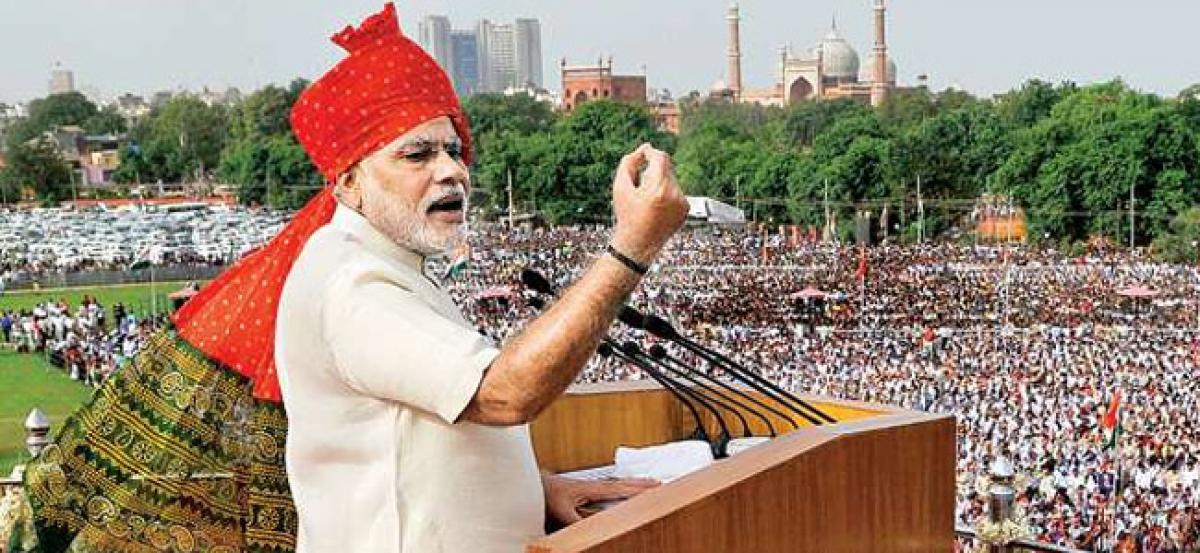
left=23, top=330, right=296, bottom=552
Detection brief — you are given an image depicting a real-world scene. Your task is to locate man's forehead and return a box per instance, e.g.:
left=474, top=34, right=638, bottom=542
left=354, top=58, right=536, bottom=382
left=387, top=117, right=460, bottom=148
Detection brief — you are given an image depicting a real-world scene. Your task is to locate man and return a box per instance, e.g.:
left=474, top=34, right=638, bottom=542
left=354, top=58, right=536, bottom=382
left=23, top=4, right=682, bottom=553
left=272, top=3, right=688, bottom=552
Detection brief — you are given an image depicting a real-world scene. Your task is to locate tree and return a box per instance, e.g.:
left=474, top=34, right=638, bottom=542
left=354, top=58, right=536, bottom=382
left=82, top=107, right=128, bottom=135
left=219, top=82, right=321, bottom=207
left=1152, top=207, right=1200, bottom=263
left=220, top=135, right=321, bottom=207
left=116, top=96, right=230, bottom=183
left=463, top=93, right=555, bottom=138
left=462, top=93, right=558, bottom=214
left=1, top=138, right=73, bottom=203
left=995, top=79, right=1076, bottom=127
left=5, top=92, right=99, bottom=148
left=479, top=100, right=671, bottom=225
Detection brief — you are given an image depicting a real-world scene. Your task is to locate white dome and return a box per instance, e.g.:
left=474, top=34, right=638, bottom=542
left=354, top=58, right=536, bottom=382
left=816, top=26, right=859, bottom=81
left=861, top=55, right=898, bottom=84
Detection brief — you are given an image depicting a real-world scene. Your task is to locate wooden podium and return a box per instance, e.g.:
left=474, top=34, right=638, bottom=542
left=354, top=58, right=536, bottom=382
left=526, top=381, right=956, bottom=553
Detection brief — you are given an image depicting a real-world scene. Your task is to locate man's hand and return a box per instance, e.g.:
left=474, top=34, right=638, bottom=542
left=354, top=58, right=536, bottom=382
left=609, top=143, right=688, bottom=267
left=542, top=473, right=660, bottom=526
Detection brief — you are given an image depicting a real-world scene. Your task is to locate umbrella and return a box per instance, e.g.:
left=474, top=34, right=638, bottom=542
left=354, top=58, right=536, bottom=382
left=1116, top=285, right=1160, bottom=299
left=790, top=286, right=828, bottom=300
left=475, top=286, right=514, bottom=300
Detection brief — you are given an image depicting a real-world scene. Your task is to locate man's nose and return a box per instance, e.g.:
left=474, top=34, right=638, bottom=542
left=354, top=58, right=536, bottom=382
left=432, top=150, right=468, bottom=187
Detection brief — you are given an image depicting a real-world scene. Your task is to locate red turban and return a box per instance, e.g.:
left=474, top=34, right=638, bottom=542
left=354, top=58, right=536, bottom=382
left=172, top=3, right=471, bottom=401
left=291, top=2, right=473, bottom=180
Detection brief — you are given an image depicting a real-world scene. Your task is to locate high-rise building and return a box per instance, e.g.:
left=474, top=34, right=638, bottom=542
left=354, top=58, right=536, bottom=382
left=478, top=20, right=516, bottom=92
left=450, top=30, right=481, bottom=96
left=418, top=15, right=453, bottom=75
left=49, top=63, right=75, bottom=95
left=514, top=18, right=543, bottom=89
left=420, top=15, right=543, bottom=95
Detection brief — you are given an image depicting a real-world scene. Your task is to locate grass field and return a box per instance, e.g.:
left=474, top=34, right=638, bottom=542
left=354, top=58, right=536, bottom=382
left=0, top=280, right=194, bottom=317
left=0, top=281, right=206, bottom=476
left=0, top=349, right=94, bottom=476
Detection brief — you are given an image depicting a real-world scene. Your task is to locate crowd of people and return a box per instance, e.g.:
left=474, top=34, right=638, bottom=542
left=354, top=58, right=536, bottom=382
left=436, top=223, right=1200, bottom=552
left=1, top=298, right=164, bottom=388
left=6, top=220, right=1199, bottom=550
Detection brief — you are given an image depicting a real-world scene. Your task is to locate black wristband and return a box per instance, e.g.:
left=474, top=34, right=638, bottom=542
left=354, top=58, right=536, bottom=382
left=606, top=244, right=649, bottom=276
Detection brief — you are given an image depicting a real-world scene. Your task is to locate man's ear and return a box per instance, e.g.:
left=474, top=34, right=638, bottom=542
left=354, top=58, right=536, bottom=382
left=335, top=167, right=363, bottom=209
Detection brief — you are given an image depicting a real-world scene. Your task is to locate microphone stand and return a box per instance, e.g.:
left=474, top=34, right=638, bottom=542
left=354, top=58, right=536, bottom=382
left=619, top=341, right=756, bottom=438
left=647, top=344, right=795, bottom=435
left=597, top=342, right=730, bottom=458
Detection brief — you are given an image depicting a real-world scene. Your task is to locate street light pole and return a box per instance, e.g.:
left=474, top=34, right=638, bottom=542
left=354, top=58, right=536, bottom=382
left=1128, top=179, right=1135, bottom=251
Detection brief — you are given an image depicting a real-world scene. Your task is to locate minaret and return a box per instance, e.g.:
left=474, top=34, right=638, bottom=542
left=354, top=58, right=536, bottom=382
left=870, top=0, right=890, bottom=107
left=726, top=3, right=743, bottom=100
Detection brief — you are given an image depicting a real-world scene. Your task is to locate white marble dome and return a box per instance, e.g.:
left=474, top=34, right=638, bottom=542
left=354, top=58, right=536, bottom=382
left=816, top=26, right=860, bottom=81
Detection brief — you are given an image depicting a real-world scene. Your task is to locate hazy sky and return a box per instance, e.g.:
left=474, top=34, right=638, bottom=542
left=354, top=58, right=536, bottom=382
left=2, top=0, right=1198, bottom=105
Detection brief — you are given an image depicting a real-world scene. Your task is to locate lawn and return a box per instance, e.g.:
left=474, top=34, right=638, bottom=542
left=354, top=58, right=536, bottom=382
left=0, top=280, right=196, bottom=317
left=0, top=281, right=207, bottom=476
left=0, top=349, right=94, bottom=476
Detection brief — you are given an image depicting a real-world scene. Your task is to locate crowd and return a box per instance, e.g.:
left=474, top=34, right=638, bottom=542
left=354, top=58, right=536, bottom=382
left=1, top=298, right=164, bottom=388
left=436, top=223, right=1200, bottom=552
left=5, top=219, right=1199, bottom=550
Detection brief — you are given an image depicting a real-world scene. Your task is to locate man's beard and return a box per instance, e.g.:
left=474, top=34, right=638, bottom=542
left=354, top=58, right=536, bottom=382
left=360, top=180, right=467, bottom=258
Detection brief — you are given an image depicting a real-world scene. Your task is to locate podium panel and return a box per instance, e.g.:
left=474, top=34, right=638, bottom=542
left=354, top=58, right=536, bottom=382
left=528, top=381, right=955, bottom=553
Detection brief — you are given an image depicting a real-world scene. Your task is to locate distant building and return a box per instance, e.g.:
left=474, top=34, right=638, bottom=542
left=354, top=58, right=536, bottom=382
left=150, top=91, right=175, bottom=109
left=560, top=57, right=647, bottom=112
left=450, top=30, right=481, bottom=96
left=114, top=94, right=151, bottom=120
left=196, top=86, right=242, bottom=107
left=514, top=18, right=543, bottom=89
left=418, top=15, right=454, bottom=74
left=30, top=126, right=127, bottom=186
left=421, top=15, right=543, bottom=95
left=503, top=84, right=556, bottom=105
left=49, top=63, right=75, bottom=95
left=478, top=20, right=518, bottom=93
left=723, top=1, right=899, bottom=108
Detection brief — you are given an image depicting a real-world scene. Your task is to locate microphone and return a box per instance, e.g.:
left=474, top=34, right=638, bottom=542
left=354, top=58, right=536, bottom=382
left=517, top=273, right=727, bottom=456
left=640, top=313, right=836, bottom=425
left=647, top=344, right=794, bottom=435
left=519, top=266, right=831, bottom=430
left=622, top=341, right=758, bottom=438
left=617, top=306, right=645, bottom=330
left=597, top=342, right=726, bottom=457
left=608, top=339, right=732, bottom=457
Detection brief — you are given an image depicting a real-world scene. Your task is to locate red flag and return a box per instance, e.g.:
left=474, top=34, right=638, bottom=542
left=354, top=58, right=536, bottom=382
left=855, top=248, right=869, bottom=281
left=1102, top=391, right=1121, bottom=429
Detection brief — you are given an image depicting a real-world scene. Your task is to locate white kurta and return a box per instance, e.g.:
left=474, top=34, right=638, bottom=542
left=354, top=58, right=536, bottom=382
left=275, top=204, right=544, bottom=552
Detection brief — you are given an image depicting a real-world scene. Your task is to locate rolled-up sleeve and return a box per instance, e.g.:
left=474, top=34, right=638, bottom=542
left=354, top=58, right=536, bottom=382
left=322, top=267, right=498, bottom=423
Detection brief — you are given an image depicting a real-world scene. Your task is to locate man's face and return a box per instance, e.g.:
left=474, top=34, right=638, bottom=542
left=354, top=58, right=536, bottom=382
left=350, top=116, right=470, bottom=256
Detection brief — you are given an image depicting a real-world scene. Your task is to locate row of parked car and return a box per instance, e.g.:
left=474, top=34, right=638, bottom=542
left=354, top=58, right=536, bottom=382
left=0, top=203, right=292, bottom=271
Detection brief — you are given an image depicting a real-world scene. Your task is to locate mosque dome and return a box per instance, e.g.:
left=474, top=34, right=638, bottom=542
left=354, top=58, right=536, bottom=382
left=861, top=55, right=898, bottom=84
left=815, top=23, right=860, bottom=81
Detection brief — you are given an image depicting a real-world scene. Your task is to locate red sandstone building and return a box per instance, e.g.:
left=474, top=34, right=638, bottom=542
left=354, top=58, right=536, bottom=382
left=559, top=57, right=647, bottom=112
left=559, top=57, right=680, bottom=133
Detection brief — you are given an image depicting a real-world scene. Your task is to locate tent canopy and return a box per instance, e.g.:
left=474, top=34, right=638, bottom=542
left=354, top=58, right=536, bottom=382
left=1116, top=285, right=1159, bottom=299
left=790, top=286, right=828, bottom=300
